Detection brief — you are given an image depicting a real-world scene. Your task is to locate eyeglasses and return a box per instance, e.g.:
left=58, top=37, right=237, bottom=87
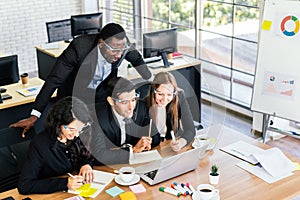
left=63, top=122, right=91, bottom=134
left=154, top=88, right=176, bottom=98
left=103, top=41, right=130, bottom=54
left=112, top=93, right=140, bottom=105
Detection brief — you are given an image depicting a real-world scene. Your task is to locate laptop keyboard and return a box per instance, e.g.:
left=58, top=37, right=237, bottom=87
left=144, top=169, right=158, bottom=180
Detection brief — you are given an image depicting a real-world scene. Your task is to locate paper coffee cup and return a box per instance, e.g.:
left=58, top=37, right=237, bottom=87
left=21, top=73, right=29, bottom=85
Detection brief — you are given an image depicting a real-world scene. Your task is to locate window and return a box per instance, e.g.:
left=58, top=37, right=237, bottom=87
left=100, top=0, right=261, bottom=108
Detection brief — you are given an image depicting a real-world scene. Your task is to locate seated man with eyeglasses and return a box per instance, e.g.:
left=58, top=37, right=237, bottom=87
left=89, top=77, right=160, bottom=165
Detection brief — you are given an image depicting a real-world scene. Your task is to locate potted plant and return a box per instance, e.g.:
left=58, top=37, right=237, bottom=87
left=209, top=164, right=219, bottom=185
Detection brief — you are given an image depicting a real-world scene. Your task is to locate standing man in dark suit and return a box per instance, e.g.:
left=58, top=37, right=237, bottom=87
left=89, top=77, right=160, bottom=165
left=10, top=23, right=152, bottom=137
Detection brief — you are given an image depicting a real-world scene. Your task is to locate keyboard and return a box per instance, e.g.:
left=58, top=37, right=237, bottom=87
left=144, top=56, right=161, bottom=64
left=144, top=169, right=158, bottom=180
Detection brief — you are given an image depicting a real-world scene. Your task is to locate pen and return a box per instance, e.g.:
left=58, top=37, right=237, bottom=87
left=148, top=118, right=152, bottom=137
left=159, top=187, right=180, bottom=197
left=67, top=173, right=75, bottom=178
left=181, top=183, right=192, bottom=195
left=172, top=182, right=187, bottom=196
left=174, top=182, right=189, bottom=195
left=186, top=182, right=196, bottom=194
left=170, top=130, right=176, bottom=142
left=68, top=173, right=85, bottom=184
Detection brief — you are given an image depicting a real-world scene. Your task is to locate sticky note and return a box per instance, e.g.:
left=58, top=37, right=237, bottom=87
left=129, top=183, right=146, bottom=193
left=293, top=162, right=300, bottom=170
left=75, top=183, right=98, bottom=197
left=105, top=186, right=124, bottom=197
left=262, top=20, right=272, bottom=31
left=119, top=191, right=136, bottom=200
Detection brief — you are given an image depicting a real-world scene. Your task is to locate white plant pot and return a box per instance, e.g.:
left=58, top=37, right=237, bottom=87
left=209, top=174, right=220, bottom=185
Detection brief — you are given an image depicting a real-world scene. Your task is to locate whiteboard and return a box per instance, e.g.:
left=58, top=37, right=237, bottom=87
left=251, top=0, right=300, bottom=122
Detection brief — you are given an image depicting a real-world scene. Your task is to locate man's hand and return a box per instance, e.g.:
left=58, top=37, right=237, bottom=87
left=79, top=164, right=94, bottom=184
left=170, top=138, right=187, bottom=152
left=9, top=115, right=38, bottom=138
left=133, top=136, right=152, bottom=153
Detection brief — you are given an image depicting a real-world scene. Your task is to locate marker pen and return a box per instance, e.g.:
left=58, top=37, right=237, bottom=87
left=186, top=182, right=196, bottom=194
left=159, top=187, right=180, bottom=197
left=170, top=131, right=176, bottom=142
left=181, top=183, right=192, bottom=195
left=171, top=183, right=186, bottom=196
left=173, top=182, right=188, bottom=195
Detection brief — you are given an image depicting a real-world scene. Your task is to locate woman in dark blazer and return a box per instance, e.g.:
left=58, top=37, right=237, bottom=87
left=18, top=97, right=93, bottom=194
left=147, top=72, right=196, bottom=151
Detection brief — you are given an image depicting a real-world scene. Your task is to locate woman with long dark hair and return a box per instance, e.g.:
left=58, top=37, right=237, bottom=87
left=147, top=72, right=195, bottom=151
left=18, top=96, right=93, bottom=194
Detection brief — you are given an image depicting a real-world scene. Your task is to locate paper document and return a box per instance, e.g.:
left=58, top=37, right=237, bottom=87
left=220, top=141, right=264, bottom=165
left=17, top=86, right=42, bottom=97
left=237, top=161, right=293, bottom=183
left=251, top=147, right=296, bottom=177
left=68, top=170, right=116, bottom=198
left=41, top=42, right=60, bottom=49
left=129, top=149, right=162, bottom=165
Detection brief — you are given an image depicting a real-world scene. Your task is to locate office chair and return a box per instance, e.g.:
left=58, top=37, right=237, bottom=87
left=0, top=55, right=19, bottom=87
left=0, top=128, right=36, bottom=192
left=46, top=19, right=72, bottom=43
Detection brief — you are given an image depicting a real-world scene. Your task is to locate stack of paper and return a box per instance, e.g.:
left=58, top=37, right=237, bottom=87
left=68, top=170, right=116, bottom=198
left=221, top=141, right=296, bottom=183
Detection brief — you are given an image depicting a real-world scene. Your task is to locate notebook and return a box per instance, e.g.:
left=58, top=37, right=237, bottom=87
left=134, top=146, right=207, bottom=185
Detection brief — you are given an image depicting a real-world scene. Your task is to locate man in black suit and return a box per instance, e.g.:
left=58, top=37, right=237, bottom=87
left=89, top=77, right=160, bottom=165
left=10, top=23, right=152, bottom=137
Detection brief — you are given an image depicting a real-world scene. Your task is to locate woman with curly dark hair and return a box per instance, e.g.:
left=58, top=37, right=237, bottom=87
left=18, top=96, right=93, bottom=194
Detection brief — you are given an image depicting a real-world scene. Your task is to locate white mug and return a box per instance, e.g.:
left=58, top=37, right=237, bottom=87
left=119, top=167, right=135, bottom=183
left=196, top=184, right=219, bottom=200
left=194, top=135, right=209, bottom=147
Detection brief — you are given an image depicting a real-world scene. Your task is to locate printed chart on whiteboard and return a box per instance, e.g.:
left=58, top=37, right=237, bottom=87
left=251, top=0, right=300, bottom=122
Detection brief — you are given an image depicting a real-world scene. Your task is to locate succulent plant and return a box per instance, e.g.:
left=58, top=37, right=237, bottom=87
left=210, top=164, right=219, bottom=176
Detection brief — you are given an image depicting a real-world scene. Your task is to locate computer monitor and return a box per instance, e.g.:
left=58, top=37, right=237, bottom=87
left=71, top=12, right=103, bottom=38
left=46, top=19, right=72, bottom=43
left=143, top=28, right=177, bottom=67
left=0, top=55, right=19, bottom=86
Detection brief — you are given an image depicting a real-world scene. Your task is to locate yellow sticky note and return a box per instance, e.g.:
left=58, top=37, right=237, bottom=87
left=293, top=162, right=300, bottom=170
left=119, top=191, right=136, bottom=200
left=75, top=183, right=98, bottom=197
left=262, top=20, right=272, bottom=30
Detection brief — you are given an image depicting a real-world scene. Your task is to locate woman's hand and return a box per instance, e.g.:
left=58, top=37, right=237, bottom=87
left=67, top=175, right=83, bottom=190
left=170, top=138, right=187, bottom=152
left=79, top=164, right=94, bottom=183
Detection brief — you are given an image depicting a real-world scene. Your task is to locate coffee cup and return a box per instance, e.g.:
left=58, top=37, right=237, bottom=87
left=119, top=167, right=135, bottom=183
left=167, top=53, right=173, bottom=60
left=194, top=135, right=208, bottom=147
left=196, top=184, right=219, bottom=200
left=21, top=73, right=29, bottom=85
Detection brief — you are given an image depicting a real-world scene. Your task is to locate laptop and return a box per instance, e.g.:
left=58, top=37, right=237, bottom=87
left=135, top=145, right=207, bottom=185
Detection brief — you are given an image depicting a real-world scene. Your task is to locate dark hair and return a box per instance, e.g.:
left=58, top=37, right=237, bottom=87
left=106, top=77, right=136, bottom=99
left=45, top=96, right=92, bottom=139
left=99, top=23, right=126, bottom=42
left=150, top=72, right=179, bottom=133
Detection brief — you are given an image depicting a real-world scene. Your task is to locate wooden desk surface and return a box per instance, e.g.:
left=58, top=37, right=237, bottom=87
left=35, top=41, right=69, bottom=58
left=1, top=124, right=300, bottom=199
left=0, top=77, right=45, bottom=110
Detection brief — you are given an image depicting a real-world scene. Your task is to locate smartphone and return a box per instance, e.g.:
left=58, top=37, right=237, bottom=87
left=1, top=94, right=12, bottom=100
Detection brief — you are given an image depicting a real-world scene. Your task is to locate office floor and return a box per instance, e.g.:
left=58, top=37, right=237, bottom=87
left=201, top=101, right=300, bottom=159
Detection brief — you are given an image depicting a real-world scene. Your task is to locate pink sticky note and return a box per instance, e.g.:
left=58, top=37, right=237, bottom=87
left=129, top=183, right=146, bottom=193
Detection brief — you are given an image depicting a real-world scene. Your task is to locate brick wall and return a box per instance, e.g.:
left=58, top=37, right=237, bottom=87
left=0, top=0, right=82, bottom=74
